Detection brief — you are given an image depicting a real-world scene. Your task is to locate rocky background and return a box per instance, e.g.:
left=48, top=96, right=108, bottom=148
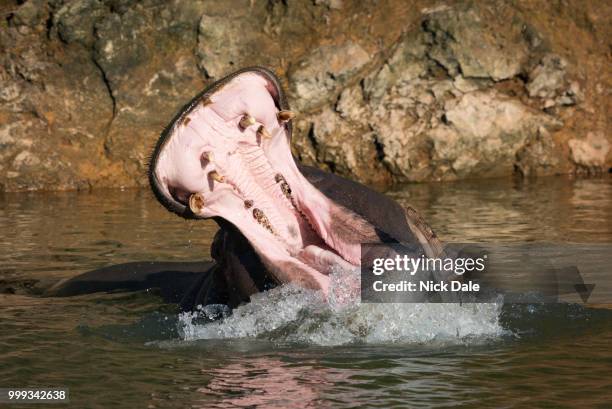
left=1, top=0, right=610, bottom=191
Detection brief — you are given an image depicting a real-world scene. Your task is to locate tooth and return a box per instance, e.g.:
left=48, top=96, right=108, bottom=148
left=274, top=173, right=292, bottom=199
left=257, top=125, right=272, bottom=139
left=239, top=114, right=256, bottom=129
left=189, top=193, right=205, bottom=213
left=244, top=200, right=253, bottom=209
left=202, top=152, right=213, bottom=162
left=209, top=171, right=225, bottom=183
left=280, top=182, right=292, bottom=198
left=253, top=208, right=274, bottom=234
left=277, top=110, right=296, bottom=123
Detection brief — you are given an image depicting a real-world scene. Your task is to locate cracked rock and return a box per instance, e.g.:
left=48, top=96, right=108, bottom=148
left=569, top=133, right=610, bottom=173
left=428, top=90, right=560, bottom=178
left=0, top=0, right=609, bottom=191
left=289, top=43, right=371, bottom=112
left=422, top=4, right=531, bottom=81
left=527, top=53, right=581, bottom=108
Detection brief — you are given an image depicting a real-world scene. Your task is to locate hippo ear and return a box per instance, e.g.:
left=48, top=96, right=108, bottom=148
left=402, top=206, right=444, bottom=259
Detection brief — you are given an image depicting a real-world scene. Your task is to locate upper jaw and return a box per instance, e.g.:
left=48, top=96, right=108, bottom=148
left=148, top=66, right=289, bottom=220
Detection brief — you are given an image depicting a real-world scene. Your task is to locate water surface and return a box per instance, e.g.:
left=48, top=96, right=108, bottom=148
left=1, top=176, right=611, bottom=408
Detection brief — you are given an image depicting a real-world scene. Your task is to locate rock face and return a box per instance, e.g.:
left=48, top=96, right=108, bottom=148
left=423, top=4, right=530, bottom=81
left=428, top=91, right=561, bottom=179
left=289, top=43, right=372, bottom=112
left=0, top=0, right=610, bottom=191
left=568, top=133, right=610, bottom=174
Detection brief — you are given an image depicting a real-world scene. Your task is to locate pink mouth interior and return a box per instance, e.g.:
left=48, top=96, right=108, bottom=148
left=153, top=72, right=379, bottom=294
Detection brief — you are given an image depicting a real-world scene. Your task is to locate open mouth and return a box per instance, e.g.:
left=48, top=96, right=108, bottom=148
left=149, top=67, right=381, bottom=294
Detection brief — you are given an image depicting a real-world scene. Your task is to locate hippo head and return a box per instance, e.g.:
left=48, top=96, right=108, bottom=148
left=148, top=67, right=388, bottom=296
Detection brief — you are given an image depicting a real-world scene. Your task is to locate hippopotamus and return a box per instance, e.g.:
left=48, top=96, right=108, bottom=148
left=51, top=67, right=443, bottom=311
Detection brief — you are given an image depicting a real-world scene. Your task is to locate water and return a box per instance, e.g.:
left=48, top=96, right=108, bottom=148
left=1, top=176, right=611, bottom=408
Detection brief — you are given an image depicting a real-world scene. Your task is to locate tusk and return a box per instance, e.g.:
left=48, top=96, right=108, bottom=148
left=277, top=110, right=296, bottom=123
left=257, top=125, right=272, bottom=139
left=239, top=114, right=256, bottom=129
left=202, top=151, right=213, bottom=162
left=189, top=193, right=205, bottom=213
left=209, top=171, right=225, bottom=183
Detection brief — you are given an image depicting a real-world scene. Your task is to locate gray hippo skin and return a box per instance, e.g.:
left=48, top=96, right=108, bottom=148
left=52, top=68, right=442, bottom=312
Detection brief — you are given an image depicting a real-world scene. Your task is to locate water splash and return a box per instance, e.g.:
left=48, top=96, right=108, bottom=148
left=178, top=268, right=505, bottom=346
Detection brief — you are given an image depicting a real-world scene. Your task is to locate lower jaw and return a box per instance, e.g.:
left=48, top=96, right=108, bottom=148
left=216, top=202, right=361, bottom=295
left=234, top=216, right=355, bottom=295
